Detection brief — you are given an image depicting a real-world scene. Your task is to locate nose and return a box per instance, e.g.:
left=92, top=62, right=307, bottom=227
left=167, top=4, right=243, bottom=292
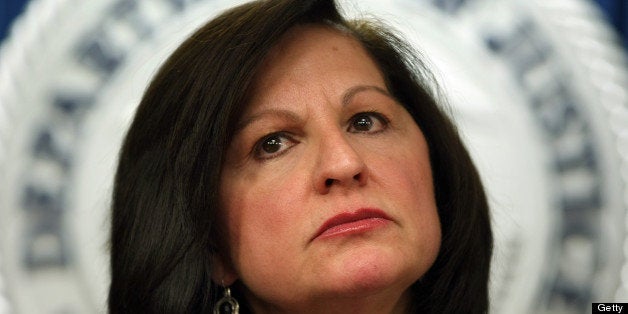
left=314, top=131, right=368, bottom=194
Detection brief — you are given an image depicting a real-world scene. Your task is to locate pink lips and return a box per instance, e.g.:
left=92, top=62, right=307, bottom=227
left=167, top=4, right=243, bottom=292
left=312, top=208, right=391, bottom=241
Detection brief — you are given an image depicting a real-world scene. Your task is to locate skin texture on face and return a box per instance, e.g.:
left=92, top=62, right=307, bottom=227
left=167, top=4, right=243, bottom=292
left=218, top=25, right=441, bottom=314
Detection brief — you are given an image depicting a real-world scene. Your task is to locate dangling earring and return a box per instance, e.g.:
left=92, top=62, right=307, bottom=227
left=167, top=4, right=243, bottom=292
left=213, top=286, right=239, bottom=314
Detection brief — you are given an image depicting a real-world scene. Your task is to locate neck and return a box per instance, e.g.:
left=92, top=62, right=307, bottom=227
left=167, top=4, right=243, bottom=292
left=246, top=286, right=412, bottom=314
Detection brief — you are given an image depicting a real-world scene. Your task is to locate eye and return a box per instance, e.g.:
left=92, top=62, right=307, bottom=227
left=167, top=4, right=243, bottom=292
left=348, top=112, right=389, bottom=133
left=253, top=132, right=297, bottom=160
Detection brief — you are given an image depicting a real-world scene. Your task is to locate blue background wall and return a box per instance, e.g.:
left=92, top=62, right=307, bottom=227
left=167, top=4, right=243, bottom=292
left=597, top=0, right=627, bottom=48
left=0, top=0, right=29, bottom=42
left=1, top=0, right=627, bottom=49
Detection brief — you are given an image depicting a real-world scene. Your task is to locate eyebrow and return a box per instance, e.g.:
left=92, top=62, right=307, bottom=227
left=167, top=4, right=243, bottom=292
left=341, top=85, right=392, bottom=107
left=234, top=109, right=303, bottom=136
left=235, top=84, right=391, bottom=135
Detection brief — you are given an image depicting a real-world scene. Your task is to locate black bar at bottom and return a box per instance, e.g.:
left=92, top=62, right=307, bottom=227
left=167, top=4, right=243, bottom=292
left=593, top=303, right=628, bottom=313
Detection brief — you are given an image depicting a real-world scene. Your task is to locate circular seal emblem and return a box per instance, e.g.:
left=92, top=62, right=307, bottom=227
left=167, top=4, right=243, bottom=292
left=1, top=0, right=626, bottom=313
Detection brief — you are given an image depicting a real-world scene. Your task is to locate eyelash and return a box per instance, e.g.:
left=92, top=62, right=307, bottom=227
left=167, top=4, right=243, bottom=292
left=252, top=111, right=390, bottom=160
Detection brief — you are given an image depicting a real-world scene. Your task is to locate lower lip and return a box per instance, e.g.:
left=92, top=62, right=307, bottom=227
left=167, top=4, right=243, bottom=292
left=316, top=218, right=389, bottom=240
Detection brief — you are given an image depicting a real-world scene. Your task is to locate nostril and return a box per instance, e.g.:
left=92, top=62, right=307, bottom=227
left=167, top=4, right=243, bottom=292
left=353, top=173, right=361, bottom=181
left=325, top=179, right=334, bottom=187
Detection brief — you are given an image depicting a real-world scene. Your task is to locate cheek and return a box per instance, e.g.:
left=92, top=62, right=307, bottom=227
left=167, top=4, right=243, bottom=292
left=220, top=173, right=308, bottom=275
left=375, top=136, right=441, bottom=263
left=376, top=132, right=435, bottom=208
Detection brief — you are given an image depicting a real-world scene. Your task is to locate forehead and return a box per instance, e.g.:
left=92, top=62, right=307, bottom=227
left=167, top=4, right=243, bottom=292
left=263, top=24, right=366, bottom=63
left=245, top=24, right=387, bottom=109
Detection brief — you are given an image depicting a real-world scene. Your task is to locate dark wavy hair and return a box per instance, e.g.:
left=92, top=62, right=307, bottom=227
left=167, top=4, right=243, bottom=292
left=108, top=0, right=493, bottom=313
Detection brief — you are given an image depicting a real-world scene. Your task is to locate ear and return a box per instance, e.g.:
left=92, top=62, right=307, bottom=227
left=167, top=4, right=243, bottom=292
left=211, top=254, right=238, bottom=286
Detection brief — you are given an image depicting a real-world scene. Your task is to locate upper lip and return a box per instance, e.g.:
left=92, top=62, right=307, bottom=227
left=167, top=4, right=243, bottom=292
left=311, top=208, right=392, bottom=241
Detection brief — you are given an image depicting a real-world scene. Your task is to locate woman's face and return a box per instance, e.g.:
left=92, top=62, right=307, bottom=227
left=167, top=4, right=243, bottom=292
left=219, top=25, right=441, bottom=313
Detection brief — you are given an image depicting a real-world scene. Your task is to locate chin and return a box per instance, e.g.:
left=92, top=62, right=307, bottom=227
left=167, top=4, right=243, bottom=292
left=324, top=245, right=422, bottom=297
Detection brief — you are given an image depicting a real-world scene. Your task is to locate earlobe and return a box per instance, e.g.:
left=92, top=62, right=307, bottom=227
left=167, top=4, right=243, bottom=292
left=211, top=255, right=238, bottom=286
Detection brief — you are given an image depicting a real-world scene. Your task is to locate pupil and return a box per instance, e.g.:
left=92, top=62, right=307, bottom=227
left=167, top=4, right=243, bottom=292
left=355, top=116, right=372, bottom=131
left=262, top=137, right=281, bottom=153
